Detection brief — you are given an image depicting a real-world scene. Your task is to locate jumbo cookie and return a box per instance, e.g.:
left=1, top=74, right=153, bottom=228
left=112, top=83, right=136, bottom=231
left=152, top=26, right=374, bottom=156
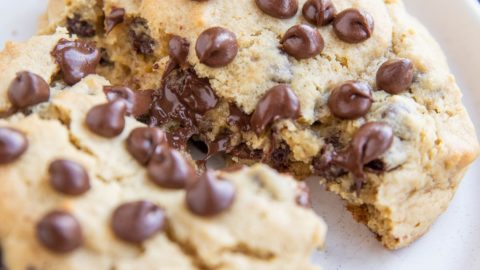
left=39, top=0, right=480, bottom=249
left=0, top=30, right=327, bottom=270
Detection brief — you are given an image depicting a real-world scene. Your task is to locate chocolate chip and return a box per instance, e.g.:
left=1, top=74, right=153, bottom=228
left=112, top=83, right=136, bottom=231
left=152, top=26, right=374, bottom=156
left=195, top=27, right=238, bottom=68
left=296, top=182, right=311, bottom=207
left=129, top=18, right=155, bottom=55
left=328, top=80, right=373, bottom=120
left=52, top=39, right=100, bottom=85
left=281, top=24, right=324, bottom=60
left=268, top=142, right=291, bottom=171
left=227, top=104, right=251, bottom=132
left=148, top=148, right=194, bottom=189
left=103, top=86, right=153, bottom=117
left=348, top=122, right=393, bottom=166
left=333, top=8, right=374, bottom=43
left=111, top=201, right=165, bottom=243
left=36, top=210, right=83, bottom=253
left=333, top=122, right=393, bottom=192
left=312, top=144, right=347, bottom=180
left=132, top=90, right=154, bottom=117
left=66, top=14, right=96, bottom=37
left=7, top=71, right=50, bottom=109
left=86, top=100, right=127, bottom=138
left=49, top=159, right=90, bottom=196
left=255, top=0, right=298, bottom=19
left=0, top=127, right=28, bottom=164
left=376, top=59, right=414, bottom=94
left=105, top=8, right=126, bottom=33
left=127, top=127, right=167, bottom=165
left=104, top=86, right=135, bottom=111
left=169, top=35, right=190, bottom=67
left=302, top=0, right=336, bottom=26
left=250, top=85, right=301, bottom=134
left=186, top=170, right=236, bottom=216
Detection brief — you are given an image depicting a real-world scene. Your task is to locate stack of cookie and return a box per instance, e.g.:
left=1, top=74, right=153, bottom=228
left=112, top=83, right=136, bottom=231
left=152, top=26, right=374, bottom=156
left=0, top=0, right=478, bottom=269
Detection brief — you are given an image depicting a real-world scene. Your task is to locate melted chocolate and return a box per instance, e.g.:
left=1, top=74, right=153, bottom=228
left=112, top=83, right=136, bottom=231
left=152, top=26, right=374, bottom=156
left=227, top=104, right=251, bottom=132
left=229, top=143, right=264, bottom=160
left=312, top=144, right=347, bottom=181
left=148, top=67, right=218, bottom=149
left=204, top=134, right=231, bottom=161
left=268, top=142, right=291, bottom=171
left=312, top=122, right=393, bottom=194
left=51, top=39, right=100, bottom=86
left=250, top=85, right=301, bottom=134
left=169, top=35, right=190, bottom=67
left=166, top=128, right=196, bottom=150
left=104, top=86, right=153, bottom=117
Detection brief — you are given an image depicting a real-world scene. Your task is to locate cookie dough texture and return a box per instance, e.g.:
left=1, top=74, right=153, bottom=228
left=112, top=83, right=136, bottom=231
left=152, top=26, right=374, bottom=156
left=0, top=35, right=326, bottom=270
left=40, top=0, right=479, bottom=249
left=0, top=28, right=68, bottom=112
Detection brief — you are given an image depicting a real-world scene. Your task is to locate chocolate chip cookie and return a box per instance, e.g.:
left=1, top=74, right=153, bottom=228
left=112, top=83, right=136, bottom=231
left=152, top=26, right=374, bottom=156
left=0, top=30, right=326, bottom=270
left=39, top=0, right=480, bottom=249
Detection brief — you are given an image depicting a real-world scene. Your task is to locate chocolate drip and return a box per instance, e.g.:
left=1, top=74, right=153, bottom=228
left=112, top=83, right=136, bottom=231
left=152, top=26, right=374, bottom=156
left=227, top=104, right=251, bottom=132
left=312, top=122, right=393, bottom=194
left=148, top=67, right=218, bottom=149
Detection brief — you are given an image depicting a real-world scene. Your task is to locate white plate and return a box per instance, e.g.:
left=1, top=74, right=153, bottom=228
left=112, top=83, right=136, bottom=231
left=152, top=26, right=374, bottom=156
left=0, top=1, right=479, bottom=269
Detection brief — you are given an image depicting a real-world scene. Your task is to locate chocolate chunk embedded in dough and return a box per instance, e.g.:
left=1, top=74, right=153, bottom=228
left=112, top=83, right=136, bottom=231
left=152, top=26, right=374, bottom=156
left=36, top=211, right=83, bottom=253
left=0, top=127, right=28, bottom=165
left=111, top=201, right=165, bottom=243
left=333, top=8, right=374, bottom=43
left=186, top=170, right=236, bottom=216
left=49, top=159, right=90, bottom=196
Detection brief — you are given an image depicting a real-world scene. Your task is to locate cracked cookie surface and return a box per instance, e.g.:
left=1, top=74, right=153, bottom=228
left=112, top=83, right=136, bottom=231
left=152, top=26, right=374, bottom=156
left=0, top=32, right=326, bottom=270
left=40, top=0, right=479, bottom=249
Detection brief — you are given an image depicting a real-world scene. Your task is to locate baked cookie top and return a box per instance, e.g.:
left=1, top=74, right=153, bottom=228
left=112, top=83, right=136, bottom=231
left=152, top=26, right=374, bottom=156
left=0, top=31, right=326, bottom=270
left=38, top=0, right=480, bottom=249
left=39, top=0, right=479, bottom=170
